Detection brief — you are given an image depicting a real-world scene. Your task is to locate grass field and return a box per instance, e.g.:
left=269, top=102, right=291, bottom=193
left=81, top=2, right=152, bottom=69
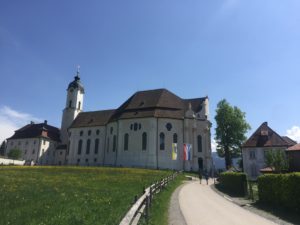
left=0, top=166, right=172, bottom=225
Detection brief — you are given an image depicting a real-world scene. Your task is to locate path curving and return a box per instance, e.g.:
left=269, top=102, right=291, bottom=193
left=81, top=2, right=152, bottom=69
left=170, top=180, right=276, bottom=225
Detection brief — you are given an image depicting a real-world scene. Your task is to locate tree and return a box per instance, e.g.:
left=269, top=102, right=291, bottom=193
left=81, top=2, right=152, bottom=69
left=0, top=140, right=6, bottom=156
left=7, top=148, right=22, bottom=160
left=215, top=99, right=251, bottom=169
left=265, top=149, right=289, bottom=173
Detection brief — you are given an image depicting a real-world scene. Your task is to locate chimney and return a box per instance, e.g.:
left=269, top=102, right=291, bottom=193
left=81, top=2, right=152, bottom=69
left=30, top=121, right=34, bottom=124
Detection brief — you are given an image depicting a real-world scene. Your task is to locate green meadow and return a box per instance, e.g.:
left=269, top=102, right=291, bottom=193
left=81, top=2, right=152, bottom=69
left=0, top=166, right=172, bottom=225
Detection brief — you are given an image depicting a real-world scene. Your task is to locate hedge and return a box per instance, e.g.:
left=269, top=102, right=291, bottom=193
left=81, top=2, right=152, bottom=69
left=219, top=172, right=247, bottom=196
left=258, top=173, right=300, bottom=212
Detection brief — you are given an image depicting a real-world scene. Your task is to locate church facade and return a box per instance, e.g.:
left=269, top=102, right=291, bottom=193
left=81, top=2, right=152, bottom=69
left=6, top=71, right=212, bottom=171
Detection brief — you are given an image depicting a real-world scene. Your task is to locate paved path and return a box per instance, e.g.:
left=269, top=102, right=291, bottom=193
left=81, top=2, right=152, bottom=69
left=177, top=180, right=276, bottom=225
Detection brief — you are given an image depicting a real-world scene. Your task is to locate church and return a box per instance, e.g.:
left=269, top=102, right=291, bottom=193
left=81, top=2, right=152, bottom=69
left=5, top=70, right=212, bottom=171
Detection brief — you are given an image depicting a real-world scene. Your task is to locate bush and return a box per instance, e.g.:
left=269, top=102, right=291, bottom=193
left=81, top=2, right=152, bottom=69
left=218, top=172, right=247, bottom=196
left=258, top=173, right=300, bottom=212
left=8, top=148, right=22, bottom=160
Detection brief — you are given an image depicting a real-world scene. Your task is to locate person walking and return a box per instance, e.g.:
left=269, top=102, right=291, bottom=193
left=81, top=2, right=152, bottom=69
left=204, top=172, right=209, bottom=185
left=198, top=170, right=202, bottom=184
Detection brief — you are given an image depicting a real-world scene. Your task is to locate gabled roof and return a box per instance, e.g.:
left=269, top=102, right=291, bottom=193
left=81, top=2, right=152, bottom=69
left=243, top=122, right=295, bottom=148
left=70, top=110, right=115, bottom=128
left=287, top=143, right=300, bottom=151
left=282, top=136, right=297, bottom=146
left=7, top=121, right=60, bottom=142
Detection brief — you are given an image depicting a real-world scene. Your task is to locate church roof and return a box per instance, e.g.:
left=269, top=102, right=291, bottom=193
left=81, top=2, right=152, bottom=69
left=242, top=122, right=296, bottom=148
left=70, top=110, right=115, bottom=128
left=7, top=121, right=60, bottom=142
left=69, top=88, right=207, bottom=128
left=111, top=89, right=206, bottom=120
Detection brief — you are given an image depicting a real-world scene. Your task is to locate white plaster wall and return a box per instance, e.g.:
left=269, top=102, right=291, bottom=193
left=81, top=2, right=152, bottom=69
left=0, top=158, right=25, bottom=165
left=116, top=118, right=158, bottom=169
left=67, top=126, right=106, bottom=166
left=157, top=118, right=183, bottom=170
left=242, top=147, right=286, bottom=179
left=6, top=138, right=56, bottom=165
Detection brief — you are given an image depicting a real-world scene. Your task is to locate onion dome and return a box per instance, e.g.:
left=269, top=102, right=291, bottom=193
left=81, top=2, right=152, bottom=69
left=67, top=68, right=85, bottom=93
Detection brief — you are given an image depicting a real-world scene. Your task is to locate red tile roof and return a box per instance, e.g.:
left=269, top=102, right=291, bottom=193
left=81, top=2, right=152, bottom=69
left=287, top=143, right=300, bottom=151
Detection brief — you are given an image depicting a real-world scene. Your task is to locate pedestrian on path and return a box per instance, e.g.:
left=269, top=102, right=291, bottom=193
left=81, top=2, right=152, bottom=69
left=198, top=170, right=202, bottom=184
left=204, top=172, right=209, bottom=185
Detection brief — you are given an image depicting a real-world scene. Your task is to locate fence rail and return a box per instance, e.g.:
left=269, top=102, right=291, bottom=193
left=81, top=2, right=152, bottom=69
left=119, top=172, right=178, bottom=225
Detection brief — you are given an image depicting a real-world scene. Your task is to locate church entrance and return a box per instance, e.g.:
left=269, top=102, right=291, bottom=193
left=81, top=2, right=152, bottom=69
left=198, top=157, right=203, bottom=171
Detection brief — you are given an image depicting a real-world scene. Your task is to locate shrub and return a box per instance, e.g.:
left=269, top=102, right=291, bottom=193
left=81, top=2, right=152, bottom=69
left=8, top=148, right=22, bottom=160
left=258, top=173, right=300, bottom=212
left=218, top=172, right=247, bottom=196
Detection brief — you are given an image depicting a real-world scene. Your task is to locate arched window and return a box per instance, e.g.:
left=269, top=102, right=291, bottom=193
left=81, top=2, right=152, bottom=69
left=94, top=138, right=99, bottom=154
left=142, top=132, right=147, bottom=150
left=78, top=140, right=82, bottom=155
left=107, top=138, right=110, bottom=152
left=173, top=133, right=178, bottom=143
left=86, top=139, right=91, bottom=154
left=113, top=135, right=117, bottom=152
left=78, top=101, right=81, bottom=110
left=160, top=132, right=165, bottom=150
left=80, top=131, right=83, bottom=136
left=124, top=133, right=129, bottom=151
left=69, top=100, right=72, bottom=108
left=88, top=130, right=91, bottom=136
left=197, top=135, right=202, bottom=152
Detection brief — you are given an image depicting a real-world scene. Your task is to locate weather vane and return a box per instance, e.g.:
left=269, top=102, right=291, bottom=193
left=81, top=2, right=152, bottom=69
left=77, top=65, right=80, bottom=76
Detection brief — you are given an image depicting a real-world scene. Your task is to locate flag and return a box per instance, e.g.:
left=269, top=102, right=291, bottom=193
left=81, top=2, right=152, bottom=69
left=172, top=143, right=178, bottom=160
left=183, top=143, right=192, bottom=161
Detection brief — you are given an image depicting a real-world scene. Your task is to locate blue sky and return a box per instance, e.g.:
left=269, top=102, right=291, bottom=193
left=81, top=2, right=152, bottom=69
left=1, top=0, right=300, bottom=147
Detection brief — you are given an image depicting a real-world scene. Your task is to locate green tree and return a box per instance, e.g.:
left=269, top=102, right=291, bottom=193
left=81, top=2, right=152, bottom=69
left=8, top=148, right=22, bottom=160
left=0, top=140, right=6, bottom=156
left=264, top=149, right=289, bottom=173
left=215, top=99, right=251, bottom=169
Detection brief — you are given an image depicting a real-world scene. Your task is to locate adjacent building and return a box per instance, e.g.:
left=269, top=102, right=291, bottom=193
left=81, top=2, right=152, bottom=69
left=286, top=143, right=300, bottom=172
left=5, top=70, right=212, bottom=171
left=242, top=122, right=296, bottom=179
left=5, top=121, right=60, bottom=165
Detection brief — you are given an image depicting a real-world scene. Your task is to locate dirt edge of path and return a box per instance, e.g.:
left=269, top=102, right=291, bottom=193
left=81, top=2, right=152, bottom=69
left=168, top=182, right=188, bottom=225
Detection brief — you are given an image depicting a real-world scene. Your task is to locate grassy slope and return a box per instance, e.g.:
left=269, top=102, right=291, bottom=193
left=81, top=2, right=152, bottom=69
left=0, top=166, right=170, bottom=225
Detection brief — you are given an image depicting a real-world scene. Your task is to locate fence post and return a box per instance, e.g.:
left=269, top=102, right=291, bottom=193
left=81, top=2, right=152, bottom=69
left=149, top=186, right=152, bottom=205
left=134, top=195, right=138, bottom=203
left=145, top=195, right=150, bottom=220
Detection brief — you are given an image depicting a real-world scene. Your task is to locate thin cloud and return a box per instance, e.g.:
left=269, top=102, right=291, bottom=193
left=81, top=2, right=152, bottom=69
left=0, top=106, right=41, bottom=143
left=286, top=126, right=300, bottom=143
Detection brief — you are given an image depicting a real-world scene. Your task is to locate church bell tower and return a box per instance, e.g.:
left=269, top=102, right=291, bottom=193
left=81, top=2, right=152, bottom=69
left=60, top=67, right=84, bottom=144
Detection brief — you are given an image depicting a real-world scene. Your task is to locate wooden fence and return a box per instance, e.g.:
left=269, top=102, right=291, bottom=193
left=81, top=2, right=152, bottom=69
left=119, top=172, right=178, bottom=225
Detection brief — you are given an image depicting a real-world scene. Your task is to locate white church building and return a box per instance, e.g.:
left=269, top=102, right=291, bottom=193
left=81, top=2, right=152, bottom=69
left=6, top=71, right=212, bottom=171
